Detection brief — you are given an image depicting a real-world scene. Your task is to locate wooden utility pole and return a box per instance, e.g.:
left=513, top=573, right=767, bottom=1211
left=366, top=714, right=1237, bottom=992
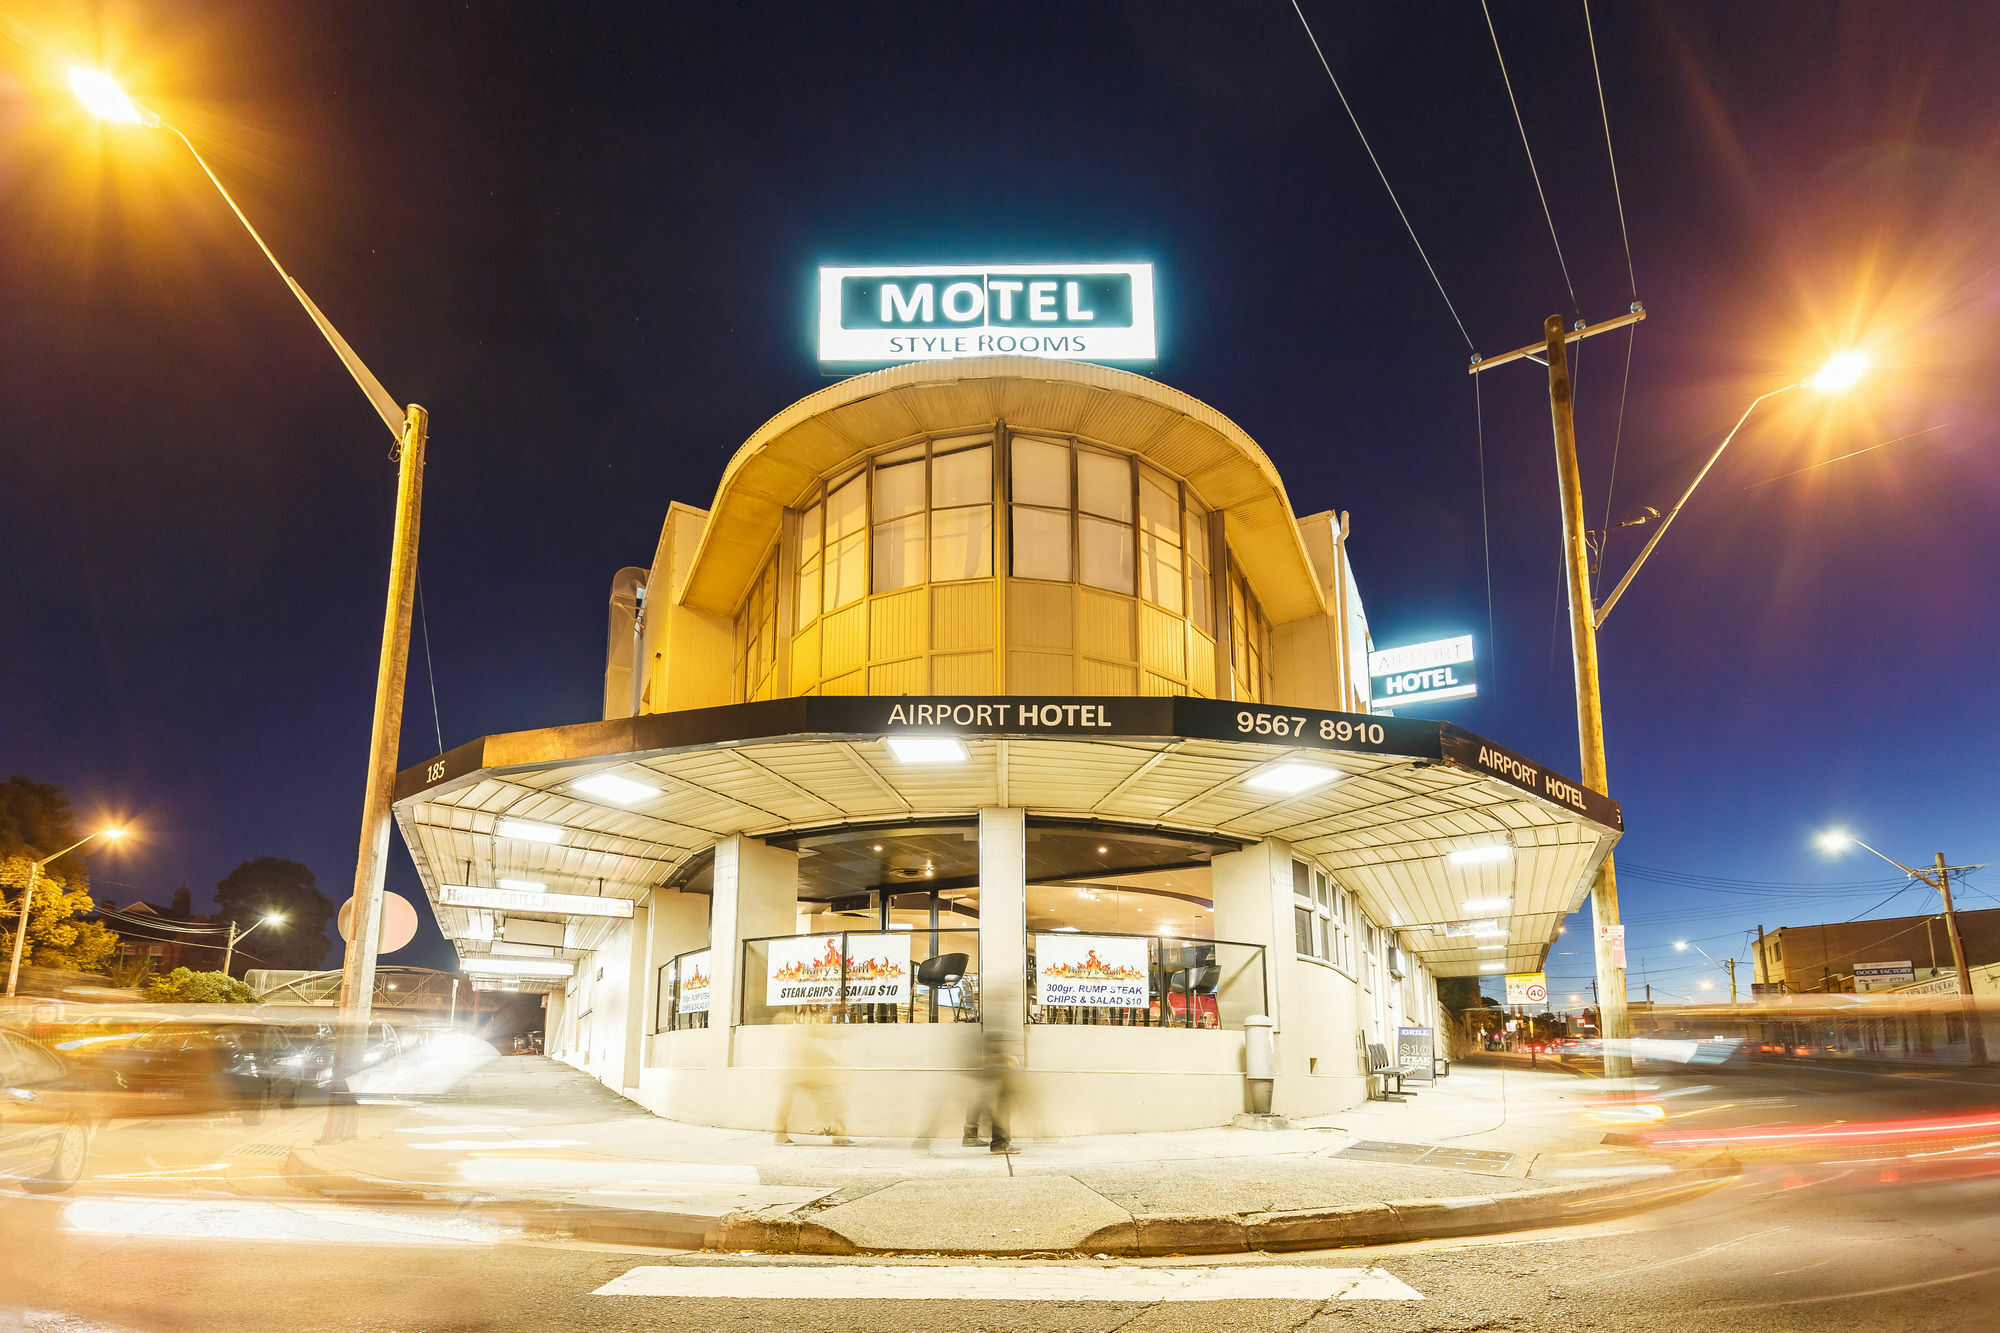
left=1471, top=306, right=1647, bottom=1085
left=1936, top=853, right=1987, bottom=1065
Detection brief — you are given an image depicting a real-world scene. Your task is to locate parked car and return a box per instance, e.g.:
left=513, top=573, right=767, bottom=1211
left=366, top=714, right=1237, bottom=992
left=0, top=1031, right=91, bottom=1192
left=70, top=1021, right=300, bottom=1122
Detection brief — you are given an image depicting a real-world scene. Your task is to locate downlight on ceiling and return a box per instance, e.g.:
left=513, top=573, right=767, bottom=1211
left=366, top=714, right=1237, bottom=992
left=496, top=818, right=563, bottom=844
left=571, top=772, right=658, bottom=805
left=1448, top=844, right=1512, bottom=866
left=885, top=736, right=968, bottom=764
left=1243, top=762, right=1341, bottom=796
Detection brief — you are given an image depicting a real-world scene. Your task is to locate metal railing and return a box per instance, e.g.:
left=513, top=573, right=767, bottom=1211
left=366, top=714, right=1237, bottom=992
left=655, top=948, right=712, bottom=1032
left=741, top=929, right=980, bottom=1025
left=1027, top=932, right=1267, bottom=1029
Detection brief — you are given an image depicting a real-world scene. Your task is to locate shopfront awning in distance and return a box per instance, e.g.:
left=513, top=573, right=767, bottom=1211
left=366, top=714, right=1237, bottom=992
left=392, top=696, right=1620, bottom=984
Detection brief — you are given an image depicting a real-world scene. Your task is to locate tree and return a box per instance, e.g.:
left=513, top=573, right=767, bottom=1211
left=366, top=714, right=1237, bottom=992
left=214, top=858, right=334, bottom=972
left=144, top=967, right=256, bottom=1004
left=0, top=776, right=121, bottom=974
left=1436, top=975, right=1486, bottom=1014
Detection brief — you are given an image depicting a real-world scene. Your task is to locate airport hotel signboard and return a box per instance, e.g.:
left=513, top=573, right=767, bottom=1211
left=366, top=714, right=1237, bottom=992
left=1369, top=635, right=1477, bottom=712
left=818, top=263, right=1156, bottom=366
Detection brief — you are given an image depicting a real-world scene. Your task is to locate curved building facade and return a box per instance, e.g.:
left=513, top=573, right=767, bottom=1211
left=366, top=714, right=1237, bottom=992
left=394, top=356, right=1621, bottom=1137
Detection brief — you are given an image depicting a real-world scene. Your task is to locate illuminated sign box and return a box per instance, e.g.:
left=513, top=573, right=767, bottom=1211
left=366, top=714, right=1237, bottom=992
left=439, top=884, right=634, bottom=918
left=1369, top=635, right=1477, bottom=712
left=818, top=263, right=1156, bottom=365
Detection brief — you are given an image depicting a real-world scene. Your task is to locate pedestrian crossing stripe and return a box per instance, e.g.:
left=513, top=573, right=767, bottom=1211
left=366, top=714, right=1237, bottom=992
left=593, top=1264, right=1423, bottom=1302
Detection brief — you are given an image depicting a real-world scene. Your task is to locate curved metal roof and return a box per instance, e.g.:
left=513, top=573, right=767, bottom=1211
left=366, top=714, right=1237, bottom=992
left=677, top=357, right=1326, bottom=622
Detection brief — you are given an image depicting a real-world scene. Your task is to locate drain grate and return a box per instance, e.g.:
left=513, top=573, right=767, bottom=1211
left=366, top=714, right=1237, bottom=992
left=1334, top=1140, right=1516, bottom=1174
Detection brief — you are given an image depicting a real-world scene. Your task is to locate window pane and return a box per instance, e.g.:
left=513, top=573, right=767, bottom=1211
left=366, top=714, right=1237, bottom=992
left=1188, top=559, right=1214, bottom=636
left=825, top=532, right=865, bottom=611
left=1077, top=450, right=1133, bottom=521
left=1012, top=507, right=1071, bottom=581
left=1313, top=916, right=1328, bottom=960
left=1294, top=906, right=1314, bottom=956
left=1139, top=530, right=1183, bottom=613
left=795, top=563, right=820, bottom=625
left=1184, top=500, right=1209, bottom=568
left=1292, top=861, right=1310, bottom=899
left=1079, top=515, right=1135, bottom=593
left=933, top=445, right=992, bottom=507
left=828, top=476, right=866, bottom=540
left=872, top=514, right=926, bottom=592
left=1139, top=467, right=1181, bottom=540
left=1011, top=437, right=1070, bottom=507
left=930, top=504, right=992, bottom=581
left=800, top=503, right=823, bottom=559
left=877, top=441, right=926, bottom=465
left=873, top=459, right=925, bottom=521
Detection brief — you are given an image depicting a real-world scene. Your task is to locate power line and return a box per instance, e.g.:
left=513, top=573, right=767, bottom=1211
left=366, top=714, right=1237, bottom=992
left=1290, top=0, right=1476, bottom=349
left=1478, top=0, right=1581, bottom=314
left=1581, top=0, right=1637, bottom=298
left=1474, top=375, right=1497, bottom=698
left=417, top=567, right=445, bottom=755
left=1595, top=324, right=1637, bottom=598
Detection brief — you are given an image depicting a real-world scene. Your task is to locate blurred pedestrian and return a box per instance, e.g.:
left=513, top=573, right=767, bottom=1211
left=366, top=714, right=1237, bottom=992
left=963, top=1023, right=1019, bottom=1154
left=775, top=1016, right=851, bottom=1145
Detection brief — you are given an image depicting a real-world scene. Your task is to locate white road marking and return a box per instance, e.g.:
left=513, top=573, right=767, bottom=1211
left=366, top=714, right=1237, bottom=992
left=593, top=1264, right=1423, bottom=1302
left=61, top=1197, right=514, bottom=1246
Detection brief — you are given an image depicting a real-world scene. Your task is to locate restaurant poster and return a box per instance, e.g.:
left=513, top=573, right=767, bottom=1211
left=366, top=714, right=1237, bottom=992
left=676, top=949, right=711, bottom=1014
left=1396, top=1026, right=1436, bottom=1083
left=766, top=932, right=909, bottom=1006
left=1036, top=933, right=1150, bottom=1008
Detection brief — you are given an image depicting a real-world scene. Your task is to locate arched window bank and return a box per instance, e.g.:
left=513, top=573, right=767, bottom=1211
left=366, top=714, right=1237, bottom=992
left=393, top=358, right=1623, bottom=1136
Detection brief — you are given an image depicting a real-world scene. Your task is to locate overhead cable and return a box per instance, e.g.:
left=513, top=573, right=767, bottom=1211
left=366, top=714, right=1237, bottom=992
left=1576, top=0, right=1640, bottom=296
left=1479, top=0, right=1581, bottom=313
left=1290, top=0, right=1476, bottom=349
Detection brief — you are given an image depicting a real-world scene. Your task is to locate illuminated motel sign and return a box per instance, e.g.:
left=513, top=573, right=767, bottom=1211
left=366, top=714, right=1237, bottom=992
left=1368, top=635, right=1478, bottom=713
left=818, top=263, right=1156, bottom=366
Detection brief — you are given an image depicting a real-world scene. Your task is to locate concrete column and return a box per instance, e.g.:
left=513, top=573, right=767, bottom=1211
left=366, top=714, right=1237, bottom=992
left=1212, top=839, right=1294, bottom=1040
left=619, top=903, right=649, bottom=1087
left=978, top=808, right=1027, bottom=1048
left=707, top=834, right=798, bottom=1067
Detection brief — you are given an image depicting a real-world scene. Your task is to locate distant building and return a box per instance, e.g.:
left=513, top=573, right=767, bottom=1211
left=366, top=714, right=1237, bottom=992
left=1754, top=906, right=2000, bottom=993
left=95, top=890, right=226, bottom=974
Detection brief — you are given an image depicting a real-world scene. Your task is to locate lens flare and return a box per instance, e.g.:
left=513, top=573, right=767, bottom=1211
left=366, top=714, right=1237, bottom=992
left=68, top=68, right=147, bottom=125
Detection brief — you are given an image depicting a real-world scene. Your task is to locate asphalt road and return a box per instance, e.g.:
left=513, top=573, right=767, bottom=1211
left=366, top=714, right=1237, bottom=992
left=3, top=1060, right=1996, bottom=1332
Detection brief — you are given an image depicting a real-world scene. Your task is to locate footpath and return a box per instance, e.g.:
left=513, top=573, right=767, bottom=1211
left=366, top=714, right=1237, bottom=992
left=278, top=1055, right=1735, bottom=1256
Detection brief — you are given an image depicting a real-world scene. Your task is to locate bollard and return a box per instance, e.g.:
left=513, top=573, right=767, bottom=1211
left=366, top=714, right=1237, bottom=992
left=1244, top=1013, right=1275, bottom=1115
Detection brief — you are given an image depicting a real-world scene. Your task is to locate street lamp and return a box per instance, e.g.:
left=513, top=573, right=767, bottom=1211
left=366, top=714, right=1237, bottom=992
left=221, top=913, right=287, bottom=977
left=1472, top=323, right=1869, bottom=1084
left=70, top=68, right=427, bottom=1134
left=1595, top=350, right=1870, bottom=625
left=1673, top=939, right=1741, bottom=1004
left=1818, top=830, right=1986, bottom=1065
left=6, top=825, right=127, bottom=997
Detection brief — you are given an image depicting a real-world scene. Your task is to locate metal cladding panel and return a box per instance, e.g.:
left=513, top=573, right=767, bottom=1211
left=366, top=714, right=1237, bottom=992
left=897, top=379, right=1003, bottom=430
left=996, top=377, right=1097, bottom=435
left=815, top=391, right=924, bottom=453
left=931, top=580, right=995, bottom=651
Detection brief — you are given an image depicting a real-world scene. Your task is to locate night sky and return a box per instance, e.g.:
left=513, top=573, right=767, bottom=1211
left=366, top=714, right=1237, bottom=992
left=4, top=3, right=1995, bottom=998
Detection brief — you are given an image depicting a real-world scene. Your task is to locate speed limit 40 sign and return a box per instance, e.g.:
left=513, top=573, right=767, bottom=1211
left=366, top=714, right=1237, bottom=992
left=1505, top=972, right=1548, bottom=1006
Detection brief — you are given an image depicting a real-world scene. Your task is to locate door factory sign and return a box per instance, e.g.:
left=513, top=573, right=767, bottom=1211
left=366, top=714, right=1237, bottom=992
left=818, top=263, right=1157, bottom=365
left=1369, top=635, right=1477, bottom=712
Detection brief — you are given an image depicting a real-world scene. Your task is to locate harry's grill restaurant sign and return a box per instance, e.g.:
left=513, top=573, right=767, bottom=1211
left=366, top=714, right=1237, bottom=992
left=818, top=263, right=1156, bottom=365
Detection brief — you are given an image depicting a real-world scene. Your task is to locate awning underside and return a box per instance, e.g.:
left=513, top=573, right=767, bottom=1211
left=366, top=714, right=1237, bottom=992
left=395, top=731, right=1615, bottom=983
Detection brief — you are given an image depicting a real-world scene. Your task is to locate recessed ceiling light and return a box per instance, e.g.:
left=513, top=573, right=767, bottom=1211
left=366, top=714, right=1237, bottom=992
left=497, top=878, right=545, bottom=892
left=1462, top=897, right=1511, bottom=913
left=1096, top=845, right=1108, bottom=855
left=1052, top=926, right=1081, bottom=933
left=886, top=736, right=967, bottom=764
left=1478, top=944, right=1507, bottom=951
left=1244, top=762, right=1341, bottom=796
left=496, top=818, right=563, bottom=844
left=1479, top=963, right=1503, bottom=973
left=872, top=844, right=884, bottom=852
left=1449, top=845, right=1512, bottom=865
left=571, top=772, right=657, bottom=805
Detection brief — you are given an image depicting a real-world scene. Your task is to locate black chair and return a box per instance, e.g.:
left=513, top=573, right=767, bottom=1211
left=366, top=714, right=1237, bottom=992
left=916, top=952, right=969, bottom=1022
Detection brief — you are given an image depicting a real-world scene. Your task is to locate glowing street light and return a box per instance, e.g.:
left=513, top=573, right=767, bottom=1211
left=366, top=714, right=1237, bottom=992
left=1809, top=350, right=1870, bottom=395
left=68, top=67, right=153, bottom=126
left=1815, top=828, right=1853, bottom=854
left=68, top=63, right=430, bottom=1133
left=222, top=912, right=288, bottom=975
left=7, top=823, right=129, bottom=996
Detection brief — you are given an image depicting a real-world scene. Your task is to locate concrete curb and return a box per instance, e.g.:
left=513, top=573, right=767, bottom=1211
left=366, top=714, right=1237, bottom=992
left=283, top=1146, right=1738, bottom=1257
